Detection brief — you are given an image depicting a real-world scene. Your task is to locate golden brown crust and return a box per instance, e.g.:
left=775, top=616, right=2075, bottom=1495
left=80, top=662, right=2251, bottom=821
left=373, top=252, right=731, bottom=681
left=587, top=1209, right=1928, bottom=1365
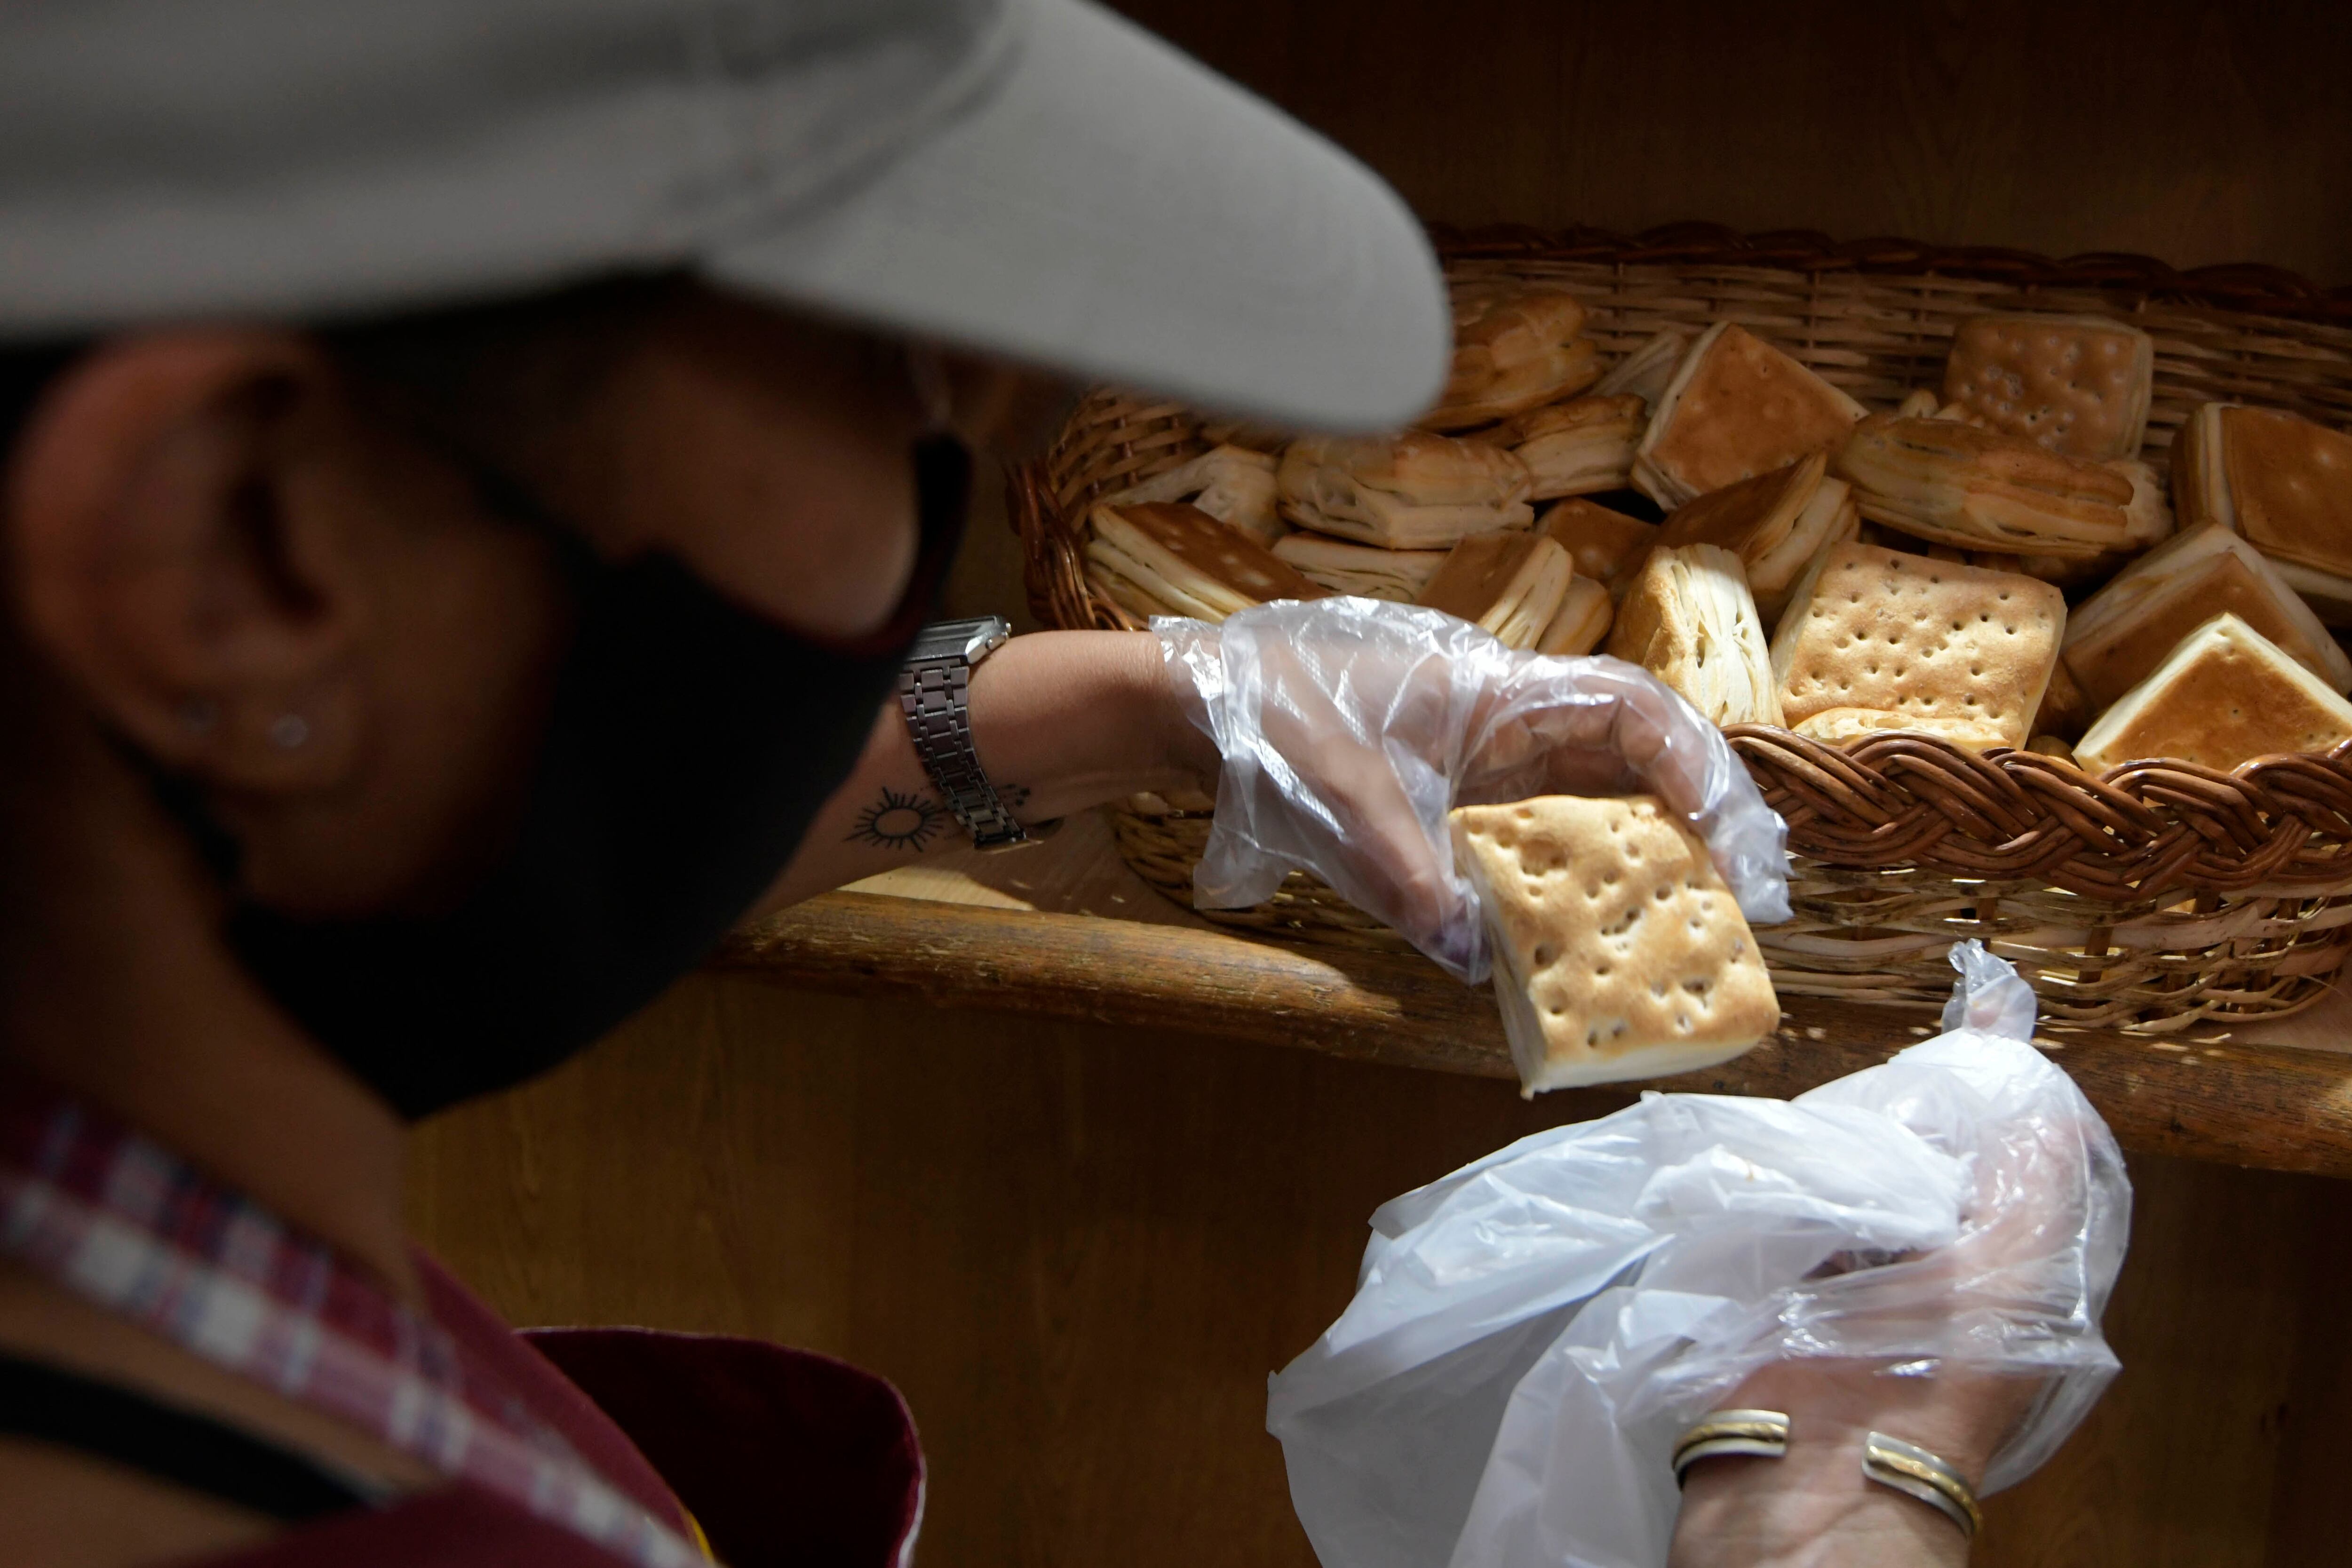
left=1538, top=498, right=1658, bottom=594
left=1270, top=534, right=1449, bottom=601
left=2216, top=406, right=2352, bottom=578
left=1422, top=289, right=1603, bottom=430
left=1418, top=533, right=1544, bottom=623
left=1417, top=534, right=1573, bottom=648
left=1632, top=324, right=1868, bottom=506
left=1088, top=501, right=1328, bottom=619
left=1104, top=444, right=1284, bottom=547
left=1494, top=393, right=1645, bottom=446
left=1833, top=414, right=2136, bottom=558
left=2062, top=525, right=2352, bottom=708
left=1769, top=541, right=2064, bottom=751
left=1655, top=455, right=1821, bottom=558
left=1495, top=394, right=1646, bottom=500
left=1449, top=795, right=1779, bottom=1092
left=1939, top=313, right=2154, bottom=462
left=2075, top=614, right=2352, bottom=773
left=1277, top=432, right=1535, bottom=548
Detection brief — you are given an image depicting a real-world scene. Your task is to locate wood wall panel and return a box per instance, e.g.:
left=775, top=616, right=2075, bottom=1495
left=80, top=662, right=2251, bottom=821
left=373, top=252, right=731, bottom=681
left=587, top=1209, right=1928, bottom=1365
left=1111, top=0, right=2352, bottom=281
left=413, top=976, right=2352, bottom=1568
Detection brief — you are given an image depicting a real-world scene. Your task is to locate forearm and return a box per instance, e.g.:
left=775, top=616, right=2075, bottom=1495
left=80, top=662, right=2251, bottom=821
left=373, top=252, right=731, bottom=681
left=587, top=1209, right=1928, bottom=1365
left=749, top=629, right=1214, bottom=913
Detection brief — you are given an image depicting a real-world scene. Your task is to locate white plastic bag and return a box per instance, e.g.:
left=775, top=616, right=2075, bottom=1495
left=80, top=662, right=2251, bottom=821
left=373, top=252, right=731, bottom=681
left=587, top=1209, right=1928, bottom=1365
left=1266, top=943, right=2129, bottom=1568
left=1156, top=597, right=1789, bottom=983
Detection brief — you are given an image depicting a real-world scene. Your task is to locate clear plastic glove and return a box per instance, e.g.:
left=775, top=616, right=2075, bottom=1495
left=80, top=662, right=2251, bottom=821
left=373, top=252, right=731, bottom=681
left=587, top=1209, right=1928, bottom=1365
left=1155, top=597, right=1789, bottom=982
left=1266, top=943, right=2130, bottom=1568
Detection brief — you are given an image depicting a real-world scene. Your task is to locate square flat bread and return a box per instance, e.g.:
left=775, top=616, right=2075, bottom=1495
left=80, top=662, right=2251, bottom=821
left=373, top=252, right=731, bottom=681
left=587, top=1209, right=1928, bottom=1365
left=1450, top=795, right=1780, bottom=1094
left=1653, top=453, right=1859, bottom=625
left=1495, top=393, right=1645, bottom=498
left=1417, top=533, right=1573, bottom=649
left=2174, top=405, right=2352, bottom=624
left=1086, top=501, right=1328, bottom=622
left=1540, top=498, right=1659, bottom=596
left=1632, top=323, right=1869, bottom=508
left=1278, top=432, right=1535, bottom=548
left=2075, top=613, right=2352, bottom=774
left=2062, top=523, right=2352, bottom=709
left=1605, top=543, right=1783, bottom=725
left=1834, top=414, right=2136, bottom=559
left=1771, top=542, right=2064, bottom=751
left=1271, top=533, right=1449, bottom=601
left=1941, top=313, right=2154, bottom=462
left=1422, top=288, right=1603, bottom=430
left=1104, top=445, right=1284, bottom=547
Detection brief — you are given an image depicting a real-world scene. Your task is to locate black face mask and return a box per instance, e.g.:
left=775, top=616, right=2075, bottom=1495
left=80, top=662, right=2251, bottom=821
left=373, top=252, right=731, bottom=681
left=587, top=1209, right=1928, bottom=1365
left=158, top=438, right=968, bottom=1120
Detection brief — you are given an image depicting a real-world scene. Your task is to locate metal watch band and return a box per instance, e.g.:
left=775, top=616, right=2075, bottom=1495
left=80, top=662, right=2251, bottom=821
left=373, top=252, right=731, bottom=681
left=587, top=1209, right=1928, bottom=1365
left=897, top=618, right=1046, bottom=852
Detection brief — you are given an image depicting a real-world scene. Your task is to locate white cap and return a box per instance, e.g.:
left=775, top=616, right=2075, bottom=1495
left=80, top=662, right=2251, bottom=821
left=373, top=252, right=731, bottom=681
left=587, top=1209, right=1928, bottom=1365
left=0, top=0, right=1448, bottom=430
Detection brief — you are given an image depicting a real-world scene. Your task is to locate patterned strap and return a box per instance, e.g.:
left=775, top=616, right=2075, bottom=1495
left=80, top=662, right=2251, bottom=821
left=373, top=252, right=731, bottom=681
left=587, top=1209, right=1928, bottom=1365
left=898, top=660, right=1029, bottom=849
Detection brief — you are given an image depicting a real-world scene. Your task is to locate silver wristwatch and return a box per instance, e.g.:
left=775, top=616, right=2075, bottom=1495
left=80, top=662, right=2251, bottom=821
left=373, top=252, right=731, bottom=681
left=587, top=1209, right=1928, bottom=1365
left=897, top=616, right=1057, bottom=851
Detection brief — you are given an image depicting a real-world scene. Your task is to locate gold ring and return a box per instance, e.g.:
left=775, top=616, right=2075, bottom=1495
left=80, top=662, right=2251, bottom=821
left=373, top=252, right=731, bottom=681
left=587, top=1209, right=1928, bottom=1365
left=1671, top=1409, right=1791, bottom=1487
left=1862, top=1431, right=1983, bottom=1538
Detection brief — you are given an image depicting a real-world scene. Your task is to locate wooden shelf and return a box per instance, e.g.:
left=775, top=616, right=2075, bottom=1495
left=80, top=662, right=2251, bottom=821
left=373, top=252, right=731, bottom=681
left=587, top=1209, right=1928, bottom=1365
left=716, top=814, right=2352, bottom=1180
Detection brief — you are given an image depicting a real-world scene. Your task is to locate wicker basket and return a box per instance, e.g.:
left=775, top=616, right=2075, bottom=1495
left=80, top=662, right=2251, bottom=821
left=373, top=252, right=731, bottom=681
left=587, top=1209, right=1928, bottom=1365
left=1011, top=225, right=2352, bottom=1028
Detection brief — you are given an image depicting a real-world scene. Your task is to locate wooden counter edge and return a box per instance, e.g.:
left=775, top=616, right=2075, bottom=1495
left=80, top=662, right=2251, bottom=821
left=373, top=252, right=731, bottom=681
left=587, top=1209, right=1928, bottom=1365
left=715, top=891, right=2352, bottom=1181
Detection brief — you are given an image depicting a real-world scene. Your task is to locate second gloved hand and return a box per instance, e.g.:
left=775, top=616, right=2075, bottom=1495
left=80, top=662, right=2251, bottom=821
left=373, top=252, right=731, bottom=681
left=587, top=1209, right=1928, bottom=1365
left=1155, top=596, right=1789, bottom=982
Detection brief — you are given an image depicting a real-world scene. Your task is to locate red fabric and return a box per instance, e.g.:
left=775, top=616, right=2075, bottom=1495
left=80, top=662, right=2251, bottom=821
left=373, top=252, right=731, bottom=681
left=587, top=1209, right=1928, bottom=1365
left=0, top=1067, right=699, bottom=1564
left=181, top=1260, right=924, bottom=1568
left=524, top=1328, right=924, bottom=1568
left=414, top=1255, right=692, bottom=1536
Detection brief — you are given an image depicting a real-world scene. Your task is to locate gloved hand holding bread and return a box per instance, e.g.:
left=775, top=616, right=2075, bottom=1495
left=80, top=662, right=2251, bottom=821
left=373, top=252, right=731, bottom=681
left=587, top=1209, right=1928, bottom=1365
left=1154, top=597, right=1790, bottom=994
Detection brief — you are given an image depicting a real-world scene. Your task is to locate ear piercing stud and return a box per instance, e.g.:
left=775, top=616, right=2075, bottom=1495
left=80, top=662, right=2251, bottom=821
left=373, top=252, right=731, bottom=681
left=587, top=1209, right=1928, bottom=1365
left=268, top=713, right=310, bottom=750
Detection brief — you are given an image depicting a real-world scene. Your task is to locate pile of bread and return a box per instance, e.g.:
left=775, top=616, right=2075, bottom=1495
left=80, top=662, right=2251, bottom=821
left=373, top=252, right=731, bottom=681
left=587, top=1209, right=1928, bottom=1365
left=1085, top=289, right=2352, bottom=779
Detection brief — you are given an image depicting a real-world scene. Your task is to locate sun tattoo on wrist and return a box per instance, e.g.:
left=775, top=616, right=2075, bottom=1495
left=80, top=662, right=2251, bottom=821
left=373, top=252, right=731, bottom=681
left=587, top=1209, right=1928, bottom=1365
left=847, top=786, right=950, bottom=852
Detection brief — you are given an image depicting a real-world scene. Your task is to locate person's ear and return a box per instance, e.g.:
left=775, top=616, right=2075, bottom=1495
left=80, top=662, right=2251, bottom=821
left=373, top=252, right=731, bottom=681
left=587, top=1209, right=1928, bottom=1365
left=7, top=329, right=371, bottom=793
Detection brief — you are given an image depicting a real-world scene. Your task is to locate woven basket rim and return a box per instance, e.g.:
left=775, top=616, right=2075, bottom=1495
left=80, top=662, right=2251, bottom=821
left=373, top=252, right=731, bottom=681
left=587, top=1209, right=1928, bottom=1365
left=1427, top=220, right=2352, bottom=323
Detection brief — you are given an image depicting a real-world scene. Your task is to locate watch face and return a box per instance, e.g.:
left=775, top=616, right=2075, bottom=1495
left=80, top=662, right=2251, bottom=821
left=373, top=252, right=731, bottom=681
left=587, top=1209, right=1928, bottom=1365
left=913, top=616, right=1010, bottom=663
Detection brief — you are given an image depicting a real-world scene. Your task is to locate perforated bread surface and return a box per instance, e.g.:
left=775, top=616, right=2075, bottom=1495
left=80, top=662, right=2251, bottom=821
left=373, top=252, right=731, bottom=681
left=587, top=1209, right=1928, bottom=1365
left=1639, top=324, right=1867, bottom=501
left=2075, top=614, right=2352, bottom=774
left=2220, top=407, right=2352, bottom=578
left=1940, top=314, right=2154, bottom=462
left=1095, top=502, right=1328, bottom=604
left=1450, top=796, right=1778, bottom=1091
left=1771, top=542, right=2063, bottom=749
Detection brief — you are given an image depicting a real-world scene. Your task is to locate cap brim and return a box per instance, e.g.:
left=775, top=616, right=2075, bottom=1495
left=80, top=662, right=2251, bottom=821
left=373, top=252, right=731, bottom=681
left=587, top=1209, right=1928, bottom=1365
left=701, top=0, right=1447, bottom=433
